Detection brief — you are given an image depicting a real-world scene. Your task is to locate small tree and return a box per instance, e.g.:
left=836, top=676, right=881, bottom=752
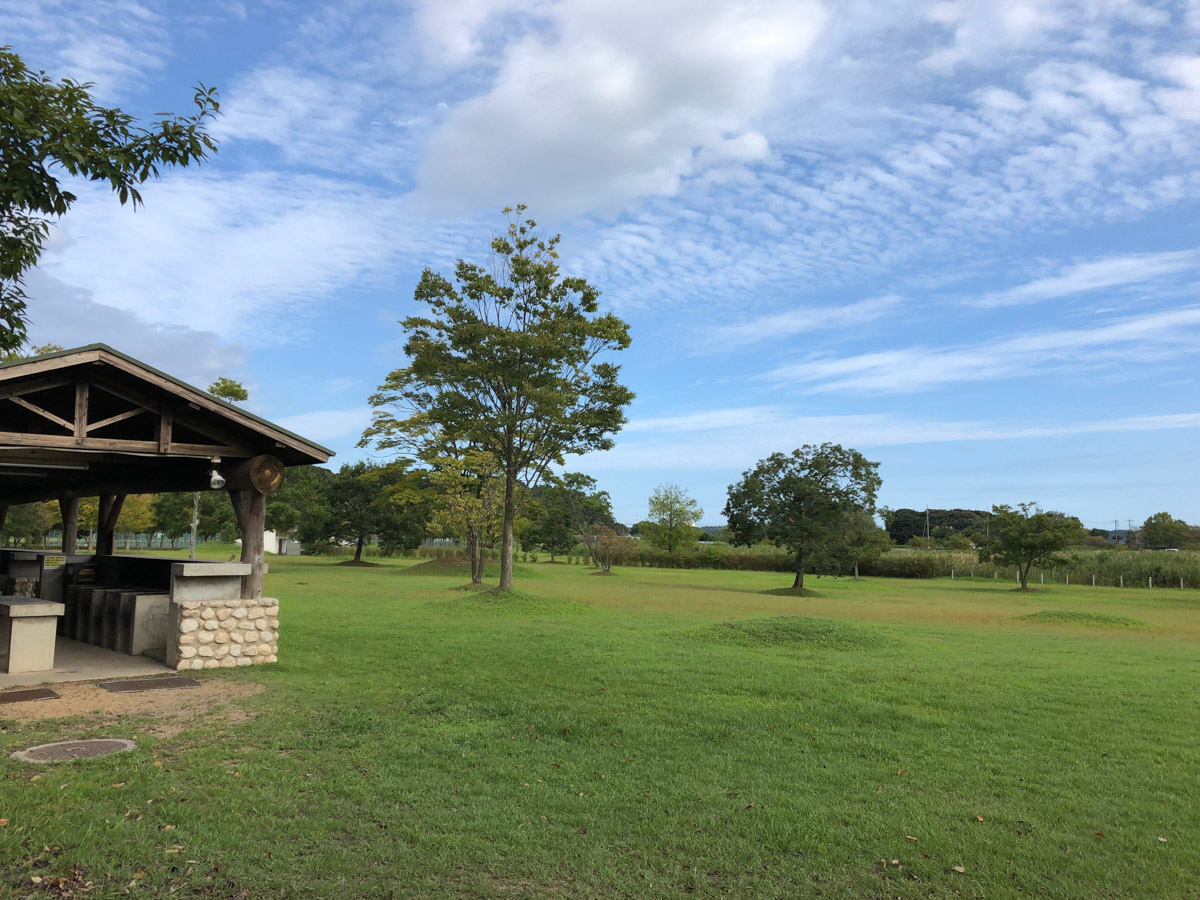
left=521, top=484, right=577, bottom=562
left=0, top=48, right=219, bottom=352
left=641, top=483, right=703, bottom=553
left=831, top=509, right=892, bottom=579
left=361, top=205, right=633, bottom=590
left=585, top=525, right=636, bottom=574
left=978, top=502, right=1083, bottom=590
left=724, top=444, right=881, bottom=591
left=427, top=450, right=505, bottom=582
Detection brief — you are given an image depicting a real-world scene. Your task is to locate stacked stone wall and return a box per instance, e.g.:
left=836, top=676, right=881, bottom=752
left=173, top=597, right=279, bottom=671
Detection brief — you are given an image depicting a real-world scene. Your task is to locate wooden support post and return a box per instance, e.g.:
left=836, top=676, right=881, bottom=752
left=96, top=493, right=126, bottom=556
left=60, top=496, right=79, bottom=554
left=74, top=382, right=89, bottom=439
left=0, top=503, right=7, bottom=543
left=230, top=489, right=266, bottom=599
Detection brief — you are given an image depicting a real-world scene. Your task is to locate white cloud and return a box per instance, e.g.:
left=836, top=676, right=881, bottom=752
left=38, top=172, right=408, bottom=341
left=972, top=249, right=1200, bottom=308
left=764, top=306, right=1200, bottom=393
left=0, top=0, right=169, bottom=98
left=415, top=0, right=827, bottom=215
left=21, top=270, right=246, bottom=388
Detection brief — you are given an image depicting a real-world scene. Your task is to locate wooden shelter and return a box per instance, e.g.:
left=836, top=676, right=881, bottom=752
left=0, top=344, right=332, bottom=598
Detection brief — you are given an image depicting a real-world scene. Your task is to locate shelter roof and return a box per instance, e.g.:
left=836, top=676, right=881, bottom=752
left=0, top=344, right=332, bottom=505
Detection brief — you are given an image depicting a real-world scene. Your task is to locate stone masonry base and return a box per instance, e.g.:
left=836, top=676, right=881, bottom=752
left=173, top=597, right=279, bottom=671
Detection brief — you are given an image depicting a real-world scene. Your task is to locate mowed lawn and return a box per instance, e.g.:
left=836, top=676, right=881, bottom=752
left=1, top=558, right=1198, bottom=898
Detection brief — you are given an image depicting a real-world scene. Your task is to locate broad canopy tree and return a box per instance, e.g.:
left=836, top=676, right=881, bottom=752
left=723, top=443, right=882, bottom=591
left=0, top=47, right=219, bottom=352
left=361, top=206, right=634, bottom=590
left=980, top=502, right=1086, bottom=590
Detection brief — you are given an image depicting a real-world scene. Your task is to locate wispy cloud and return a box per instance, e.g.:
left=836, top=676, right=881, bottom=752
left=971, top=249, right=1200, bottom=308
left=707, top=295, right=901, bottom=348
left=587, top=409, right=1200, bottom=472
left=765, top=306, right=1200, bottom=393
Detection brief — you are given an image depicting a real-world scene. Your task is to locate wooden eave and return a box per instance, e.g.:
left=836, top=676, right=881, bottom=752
left=0, top=344, right=333, bottom=505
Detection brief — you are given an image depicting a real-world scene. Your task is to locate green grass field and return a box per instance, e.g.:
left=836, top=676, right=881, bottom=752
left=1, top=558, right=1197, bottom=898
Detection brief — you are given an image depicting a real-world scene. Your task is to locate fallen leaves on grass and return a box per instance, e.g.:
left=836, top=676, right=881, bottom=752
left=905, top=835, right=918, bottom=842
left=1094, top=832, right=1106, bottom=838
left=952, top=866, right=965, bottom=873
left=976, top=815, right=984, bottom=822
left=1159, top=836, right=1168, bottom=843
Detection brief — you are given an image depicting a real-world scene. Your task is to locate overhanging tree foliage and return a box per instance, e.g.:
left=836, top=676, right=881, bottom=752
left=0, top=47, right=219, bottom=352
left=723, top=444, right=881, bottom=591
left=361, top=205, right=633, bottom=590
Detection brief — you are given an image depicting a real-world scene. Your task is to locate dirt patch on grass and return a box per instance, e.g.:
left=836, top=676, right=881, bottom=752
left=1016, top=610, right=1148, bottom=628
left=691, top=616, right=887, bottom=650
left=337, top=559, right=380, bottom=567
left=0, top=679, right=265, bottom=737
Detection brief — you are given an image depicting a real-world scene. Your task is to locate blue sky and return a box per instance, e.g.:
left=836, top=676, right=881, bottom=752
left=7, top=0, right=1200, bottom=529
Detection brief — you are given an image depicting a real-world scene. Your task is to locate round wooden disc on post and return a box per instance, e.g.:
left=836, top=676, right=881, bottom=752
left=249, top=455, right=285, bottom=495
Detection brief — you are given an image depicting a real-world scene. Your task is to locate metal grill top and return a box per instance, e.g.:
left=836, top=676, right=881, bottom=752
left=12, top=739, right=137, bottom=763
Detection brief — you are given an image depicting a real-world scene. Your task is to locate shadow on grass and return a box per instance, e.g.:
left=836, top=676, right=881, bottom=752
left=762, top=586, right=823, bottom=598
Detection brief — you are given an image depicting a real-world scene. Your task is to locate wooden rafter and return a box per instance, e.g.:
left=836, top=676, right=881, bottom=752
left=86, top=407, right=148, bottom=433
left=8, top=396, right=73, bottom=432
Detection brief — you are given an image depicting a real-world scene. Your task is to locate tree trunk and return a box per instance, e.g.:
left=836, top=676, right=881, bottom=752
left=499, top=472, right=516, bottom=590
left=189, top=491, right=200, bottom=560
left=467, top=529, right=480, bottom=582
left=61, top=496, right=78, bottom=554
left=474, top=538, right=485, bottom=584
left=1019, top=563, right=1029, bottom=590
left=354, top=537, right=364, bottom=562
left=854, top=561, right=859, bottom=580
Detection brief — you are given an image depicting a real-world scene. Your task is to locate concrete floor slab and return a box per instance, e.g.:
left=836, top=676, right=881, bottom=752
left=0, top=638, right=169, bottom=690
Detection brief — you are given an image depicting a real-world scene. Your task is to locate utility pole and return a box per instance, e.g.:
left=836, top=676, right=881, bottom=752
left=924, top=508, right=930, bottom=539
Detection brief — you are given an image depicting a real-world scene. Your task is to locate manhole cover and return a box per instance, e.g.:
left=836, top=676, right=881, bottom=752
left=12, top=739, right=137, bottom=763
left=97, top=676, right=200, bottom=694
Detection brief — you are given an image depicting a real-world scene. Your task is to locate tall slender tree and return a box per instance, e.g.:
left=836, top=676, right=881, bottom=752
left=361, top=206, right=633, bottom=590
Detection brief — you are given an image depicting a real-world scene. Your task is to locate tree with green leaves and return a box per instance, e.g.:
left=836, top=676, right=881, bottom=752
left=426, top=449, right=505, bottom=582
left=724, top=444, right=882, bottom=591
left=361, top=205, right=634, bottom=590
left=208, top=377, right=248, bottom=403
left=1141, top=511, right=1190, bottom=550
left=0, top=47, right=218, bottom=352
left=819, top=508, right=892, bottom=579
left=978, top=502, right=1084, bottom=590
left=266, top=465, right=331, bottom=550
left=324, top=461, right=427, bottom=563
left=641, top=483, right=703, bottom=553
left=0, top=341, right=62, bottom=363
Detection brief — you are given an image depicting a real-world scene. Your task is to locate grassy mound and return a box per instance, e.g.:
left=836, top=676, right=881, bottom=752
left=762, top=586, right=822, bottom=597
left=691, top=616, right=885, bottom=650
left=336, top=559, right=380, bottom=567
left=1016, top=610, right=1148, bottom=628
left=400, top=557, right=534, bottom=578
left=432, top=587, right=589, bottom=616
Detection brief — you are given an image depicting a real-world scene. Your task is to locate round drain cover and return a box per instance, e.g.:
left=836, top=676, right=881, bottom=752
left=12, top=739, right=137, bottom=763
